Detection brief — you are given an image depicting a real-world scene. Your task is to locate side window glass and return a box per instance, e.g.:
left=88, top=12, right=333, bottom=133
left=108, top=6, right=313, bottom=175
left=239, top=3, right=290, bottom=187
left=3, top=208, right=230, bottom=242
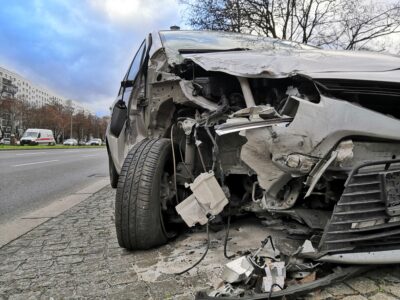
left=121, top=40, right=146, bottom=101
left=128, top=40, right=146, bottom=81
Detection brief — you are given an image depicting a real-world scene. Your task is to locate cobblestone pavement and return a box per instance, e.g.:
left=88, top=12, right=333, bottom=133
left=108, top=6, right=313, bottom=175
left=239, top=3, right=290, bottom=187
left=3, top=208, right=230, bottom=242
left=1, top=187, right=400, bottom=300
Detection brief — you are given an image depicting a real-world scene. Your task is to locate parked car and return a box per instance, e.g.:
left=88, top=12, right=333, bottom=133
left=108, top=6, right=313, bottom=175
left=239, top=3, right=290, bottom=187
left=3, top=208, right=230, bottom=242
left=63, top=138, right=78, bottom=146
left=86, top=138, right=102, bottom=146
left=78, top=139, right=86, bottom=146
left=20, top=129, right=56, bottom=145
left=0, top=138, right=10, bottom=145
left=106, top=29, right=400, bottom=265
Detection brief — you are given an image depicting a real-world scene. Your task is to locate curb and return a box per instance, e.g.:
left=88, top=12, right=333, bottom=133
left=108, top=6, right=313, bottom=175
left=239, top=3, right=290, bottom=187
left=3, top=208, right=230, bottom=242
left=0, top=178, right=110, bottom=248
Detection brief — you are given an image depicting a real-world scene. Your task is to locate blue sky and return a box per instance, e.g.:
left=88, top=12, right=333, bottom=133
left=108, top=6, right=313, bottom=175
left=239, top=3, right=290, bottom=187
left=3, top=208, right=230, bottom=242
left=0, top=0, right=183, bottom=116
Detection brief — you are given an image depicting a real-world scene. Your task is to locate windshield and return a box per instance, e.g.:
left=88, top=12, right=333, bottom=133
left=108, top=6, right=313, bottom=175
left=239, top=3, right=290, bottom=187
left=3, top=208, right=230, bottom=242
left=159, top=30, right=316, bottom=63
left=23, top=131, right=38, bottom=138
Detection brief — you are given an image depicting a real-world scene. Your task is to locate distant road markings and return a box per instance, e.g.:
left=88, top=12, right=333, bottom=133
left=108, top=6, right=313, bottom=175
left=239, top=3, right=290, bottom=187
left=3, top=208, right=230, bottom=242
left=15, top=152, right=47, bottom=156
left=13, top=160, right=59, bottom=167
left=81, top=155, right=98, bottom=158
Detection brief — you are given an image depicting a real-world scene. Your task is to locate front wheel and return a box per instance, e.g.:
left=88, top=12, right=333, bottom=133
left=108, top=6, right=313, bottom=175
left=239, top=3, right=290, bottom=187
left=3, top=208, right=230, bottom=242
left=115, top=138, right=176, bottom=250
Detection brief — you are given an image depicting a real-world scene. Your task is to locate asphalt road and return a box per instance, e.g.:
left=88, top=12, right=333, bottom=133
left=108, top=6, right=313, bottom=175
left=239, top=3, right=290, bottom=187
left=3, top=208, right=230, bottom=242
left=0, top=148, right=108, bottom=224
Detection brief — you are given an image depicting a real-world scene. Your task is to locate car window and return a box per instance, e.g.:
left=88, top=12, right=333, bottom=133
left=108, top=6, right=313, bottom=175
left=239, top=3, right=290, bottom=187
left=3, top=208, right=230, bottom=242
left=127, top=40, right=146, bottom=81
left=120, top=40, right=146, bottom=101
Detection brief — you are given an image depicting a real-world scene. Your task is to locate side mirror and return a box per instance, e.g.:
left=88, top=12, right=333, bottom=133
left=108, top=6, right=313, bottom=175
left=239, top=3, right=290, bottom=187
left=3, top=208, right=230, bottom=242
left=110, top=100, right=127, bottom=137
left=121, top=80, right=134, bottom=88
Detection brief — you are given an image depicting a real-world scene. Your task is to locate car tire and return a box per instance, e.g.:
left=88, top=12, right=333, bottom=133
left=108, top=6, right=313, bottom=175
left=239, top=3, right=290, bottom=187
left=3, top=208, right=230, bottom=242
left=109, top=154, right=119, bottom=189
left=115, top=138, right=173, bottom=250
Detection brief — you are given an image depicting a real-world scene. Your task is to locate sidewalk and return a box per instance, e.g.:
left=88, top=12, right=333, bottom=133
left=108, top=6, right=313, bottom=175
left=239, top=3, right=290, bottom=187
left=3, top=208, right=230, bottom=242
left=1, top=187, right=400, bottom=299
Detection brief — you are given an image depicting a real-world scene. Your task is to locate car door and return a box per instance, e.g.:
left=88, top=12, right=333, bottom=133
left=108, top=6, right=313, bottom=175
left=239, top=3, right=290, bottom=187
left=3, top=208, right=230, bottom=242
left=108, top=39, right=148, bottom=173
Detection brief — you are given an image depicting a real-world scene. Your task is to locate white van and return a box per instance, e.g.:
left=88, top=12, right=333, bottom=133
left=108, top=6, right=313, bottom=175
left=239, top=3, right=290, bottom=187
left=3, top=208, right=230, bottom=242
left=20, top=129, right=56, bottom=146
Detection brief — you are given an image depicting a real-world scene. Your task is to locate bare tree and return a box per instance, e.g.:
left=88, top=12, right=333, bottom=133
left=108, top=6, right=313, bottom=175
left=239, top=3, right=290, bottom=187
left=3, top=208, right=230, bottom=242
left=181, top=0, right=400, bottom=51
left=338, top=1, right=400, bottom=50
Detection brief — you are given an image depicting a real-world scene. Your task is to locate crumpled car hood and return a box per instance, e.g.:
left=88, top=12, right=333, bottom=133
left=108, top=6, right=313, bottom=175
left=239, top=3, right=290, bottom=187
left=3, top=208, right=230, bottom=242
left=182, top=49, right=400, bottom=82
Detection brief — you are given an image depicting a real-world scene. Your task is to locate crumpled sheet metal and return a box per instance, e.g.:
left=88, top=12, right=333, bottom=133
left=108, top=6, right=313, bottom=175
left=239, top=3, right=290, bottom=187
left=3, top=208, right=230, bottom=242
left=182, top=49, right=400, bottom=81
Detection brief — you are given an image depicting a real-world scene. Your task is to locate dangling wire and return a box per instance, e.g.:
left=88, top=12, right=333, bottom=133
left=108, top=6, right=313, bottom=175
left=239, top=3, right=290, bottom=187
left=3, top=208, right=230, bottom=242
left=174, top=222, right=210, bottom=275
left=170, top=124, right=179, bottom=205
left=223, top=204, right=235, bottom=259
left=268, top=283, right=283, bottom=300
left=194, top=127, right=207, bottom=172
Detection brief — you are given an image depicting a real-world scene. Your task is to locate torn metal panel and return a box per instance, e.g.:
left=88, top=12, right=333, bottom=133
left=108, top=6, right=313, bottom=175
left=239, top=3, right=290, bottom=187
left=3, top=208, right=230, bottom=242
left=215, top=117, right=292, bottom=136
left=237, top=77, right=256, bottom=107
left=182, top=49, right=400, bottom=80
left=240, top=128, right=289, bottom=192
left=263, top=95, right=400, bottom=159
left=179, top=80, right=219, bottom=111
left=319, top=250, right=400, bottom=264
left=304, top=151, right=338, bottom=198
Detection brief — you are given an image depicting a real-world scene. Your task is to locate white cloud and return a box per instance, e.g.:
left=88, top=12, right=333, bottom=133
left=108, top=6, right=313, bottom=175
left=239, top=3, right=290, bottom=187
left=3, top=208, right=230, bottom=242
left=88, top=0, right=181, bottom=29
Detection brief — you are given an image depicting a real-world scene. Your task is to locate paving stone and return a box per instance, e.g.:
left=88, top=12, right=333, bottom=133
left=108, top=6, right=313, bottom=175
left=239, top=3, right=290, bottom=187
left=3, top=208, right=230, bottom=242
left=173, top=293, right=194, bottom=300
left=8, top=291, right=42, bottom=300
left=41, top=287, right=78, bottom=298
left=148, top=280, right=187, bottom=299
left=1, top=186, right=398, bottom=299
left=347, top=277, right=379, bottom=295
left=326, top=283, right=357, bottom=297
left=0, top=261, right=22, bottom=273
left=368, top=293, right=399, bottom=300
left=20, top=259, right=54, bottom=270
left=365, top=267, right=400, bottom=283
left=56, top=255, right=83, bottom=264
left=107, top=271, right=138, bottom=286
left=380, top=283, right=400, bottom=298
left=305, top=290, right=334, bottom=300
left=105, top=282, right=150, bottom=300
left=342, top=295, right=368, bottom=300
left=42, top=243, right=69, bottom=251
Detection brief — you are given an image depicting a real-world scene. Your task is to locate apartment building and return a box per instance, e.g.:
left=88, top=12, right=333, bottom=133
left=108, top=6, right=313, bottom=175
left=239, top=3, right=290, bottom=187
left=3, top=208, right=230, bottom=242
left=0, top=66, right=65, bottom=107
left=0, top=66, right=92, bottom=139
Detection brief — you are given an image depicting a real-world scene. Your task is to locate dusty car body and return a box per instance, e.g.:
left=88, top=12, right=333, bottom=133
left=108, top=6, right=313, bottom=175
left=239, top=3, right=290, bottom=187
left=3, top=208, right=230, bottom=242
left=106, top=29, right=400, bottom=265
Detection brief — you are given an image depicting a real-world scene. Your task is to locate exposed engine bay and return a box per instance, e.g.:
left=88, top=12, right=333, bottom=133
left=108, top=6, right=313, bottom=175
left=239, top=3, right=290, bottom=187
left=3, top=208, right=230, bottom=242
left=141, top=44, right=400, bottom=264
left=107, top=30, right=400, bottom=299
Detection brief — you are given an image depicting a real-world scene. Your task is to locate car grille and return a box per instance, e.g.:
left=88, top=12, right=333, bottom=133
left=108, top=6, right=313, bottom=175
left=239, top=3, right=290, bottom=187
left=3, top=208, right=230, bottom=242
left=319, top=159, right=400, bottom=254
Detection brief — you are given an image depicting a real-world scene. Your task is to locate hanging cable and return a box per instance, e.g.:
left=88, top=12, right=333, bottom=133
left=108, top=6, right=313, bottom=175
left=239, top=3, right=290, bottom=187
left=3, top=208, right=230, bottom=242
left=170, top=124, right=179, bottom=205
left=223, top=204, right=235, bottom=259
left=268, top=283, right=283, bottom=300
left=174, top=222, right=210, bottom=275
left=178, top=136, right=195, bottom=181
left=194, top=127, right=207, bottom=172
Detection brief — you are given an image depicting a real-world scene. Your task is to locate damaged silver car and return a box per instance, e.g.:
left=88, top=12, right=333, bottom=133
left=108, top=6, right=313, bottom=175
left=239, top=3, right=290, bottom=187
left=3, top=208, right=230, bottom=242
left=106, top=29, right=400, bottom=266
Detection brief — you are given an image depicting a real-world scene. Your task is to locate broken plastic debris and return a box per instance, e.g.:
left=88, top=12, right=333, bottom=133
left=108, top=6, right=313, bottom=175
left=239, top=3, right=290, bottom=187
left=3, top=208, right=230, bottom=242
left=300, top=240, right=316, bottom=256
left=221, top=256, right=255, bottom=283
left=262, top=262, right=286, bottom=292
left=175, top=194, right=208, bottom=227
left=188, top=171, right=229, bottom=216
left=336, top=139, right=354, bottom=165
left=176, top=172, right=228, bottom=227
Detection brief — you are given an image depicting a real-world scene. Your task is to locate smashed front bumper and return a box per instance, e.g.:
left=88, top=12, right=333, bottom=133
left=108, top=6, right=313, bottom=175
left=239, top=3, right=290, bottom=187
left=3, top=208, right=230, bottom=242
left=316, top=159, right=400, bottom=263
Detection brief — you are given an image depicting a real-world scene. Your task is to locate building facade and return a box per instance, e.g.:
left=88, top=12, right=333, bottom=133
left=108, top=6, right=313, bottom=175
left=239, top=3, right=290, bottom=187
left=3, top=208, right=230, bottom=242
left=0, top=65, right=91, bottom=140
left=0, top=66, right=65, bottom=107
